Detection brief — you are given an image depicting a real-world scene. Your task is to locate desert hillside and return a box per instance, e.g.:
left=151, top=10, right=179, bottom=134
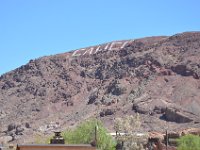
left=0, top=32, right=200, bottom=143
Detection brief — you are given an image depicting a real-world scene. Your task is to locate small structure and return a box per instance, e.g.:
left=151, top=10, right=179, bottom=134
left=50, top=132, right=64, bottom=144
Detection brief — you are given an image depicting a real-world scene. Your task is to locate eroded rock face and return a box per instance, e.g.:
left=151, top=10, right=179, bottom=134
left=164, top=108, right=193, bottom=123
left=0, top=32, right=200, bottom=143
left=132, top=103, right=150, bottom=114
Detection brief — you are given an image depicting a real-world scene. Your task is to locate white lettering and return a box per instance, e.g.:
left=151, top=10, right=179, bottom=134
left=83, top=47, right=94, bottom=55
left=89, top=47, right=94, bottom=55
left=71, top=40, right=134, bottom=57
left=120, top=41, right=129, bottom=49
left=108, top=41, right=127, bottom=50
left=104, top=43, right=110, bottom=50
left=94, top=46, right=102, bottom=54
left=72, top=48, right=85, bottom=57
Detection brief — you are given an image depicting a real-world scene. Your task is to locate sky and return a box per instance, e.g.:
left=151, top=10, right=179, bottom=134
left=0, top=0, right=200, bottom=75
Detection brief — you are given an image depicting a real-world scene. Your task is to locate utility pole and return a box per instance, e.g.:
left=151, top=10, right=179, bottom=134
left=165, top=108, right=169, bottom=150
left=166, top=130, right=168, bottom=150
left=95, top=125, right=97, bottom=144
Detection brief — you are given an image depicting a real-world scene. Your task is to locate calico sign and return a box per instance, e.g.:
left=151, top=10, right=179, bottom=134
left=72, top=40, right=134, bottom=57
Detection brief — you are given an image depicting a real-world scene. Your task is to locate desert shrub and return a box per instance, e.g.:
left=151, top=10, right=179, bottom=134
left=114, top=114, right=148, bottom=150
left=34, top=133, right=52, bottom=144
left=177, top=134, right=200, bottom=150
left=62, top=118, right=116, bottom=150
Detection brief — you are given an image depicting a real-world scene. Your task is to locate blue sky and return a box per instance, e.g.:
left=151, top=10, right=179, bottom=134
left=0, top=0, right=200, bottom=75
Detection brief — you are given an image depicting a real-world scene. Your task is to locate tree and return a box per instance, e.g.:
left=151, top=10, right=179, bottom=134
left=177, top=134, right=200, bottom=150
left=114, top=114, right=148, bottom=150
left=62, top=118, right=116, bottom=150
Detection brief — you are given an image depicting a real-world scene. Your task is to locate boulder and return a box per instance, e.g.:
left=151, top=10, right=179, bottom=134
left=106, top=81, right=126, bottom=96
left=88, top=90, right=98, bottom=104
left=15, top=125, right=24, bottom=135
left=7, top=123, right=16, bottom=132
left=25, top=122, right=31, bottom=128
left=171, top=65, right=193, bottom=76
left=165, top=108, right=193, bottom=123
left=132, top=103, right=149, bottom=114
left=100, top=109, right=115, bottom=117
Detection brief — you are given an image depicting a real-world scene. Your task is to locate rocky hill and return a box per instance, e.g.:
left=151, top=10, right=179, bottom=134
left=0, top=32, right=200, bottom=143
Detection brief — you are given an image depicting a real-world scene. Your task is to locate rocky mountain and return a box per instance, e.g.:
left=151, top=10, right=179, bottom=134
left=0, top=32, right=200, bottom=143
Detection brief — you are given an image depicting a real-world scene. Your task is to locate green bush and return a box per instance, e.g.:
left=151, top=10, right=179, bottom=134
left=62, top=118, right=116, bottom=150
left=177, top=134, right=200, bottom=150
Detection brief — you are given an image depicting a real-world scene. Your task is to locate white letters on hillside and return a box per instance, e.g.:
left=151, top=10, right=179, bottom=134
left=72, top=40, right=134, bottom=57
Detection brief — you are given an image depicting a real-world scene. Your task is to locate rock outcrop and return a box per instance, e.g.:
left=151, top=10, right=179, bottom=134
left=164, top=108, right=193, bottom=123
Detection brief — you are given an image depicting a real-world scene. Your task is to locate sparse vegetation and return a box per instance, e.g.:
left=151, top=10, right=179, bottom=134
left=114, top=114, right=148, bottom=150
left=62, top=118, right=116, bottom=150
left=177, top=134, right=200, bottom=150
left=34, top=133, right=52, bottom=144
